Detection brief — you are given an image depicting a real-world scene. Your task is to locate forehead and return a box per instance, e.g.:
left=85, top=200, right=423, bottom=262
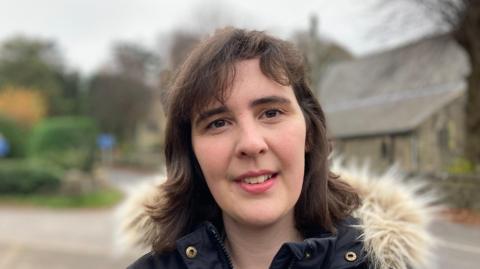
left=196, top=59, right=293, bottom=110
left=233, top=59, right=295, bottom=102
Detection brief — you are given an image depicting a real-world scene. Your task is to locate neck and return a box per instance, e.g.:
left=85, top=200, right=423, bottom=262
left=222, top=213, right=303, bottom=269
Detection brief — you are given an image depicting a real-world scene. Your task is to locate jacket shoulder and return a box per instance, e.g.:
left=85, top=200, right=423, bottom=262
left=332, top=162, right=437, bottom=269
left=128, top=251, right=185, bottom=269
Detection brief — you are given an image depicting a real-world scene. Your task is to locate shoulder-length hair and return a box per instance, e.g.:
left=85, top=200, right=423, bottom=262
left=147, top=27, right=360, bottom=253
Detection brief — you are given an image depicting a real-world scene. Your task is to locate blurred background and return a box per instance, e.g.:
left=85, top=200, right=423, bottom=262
left=0, top=0, right=479, bottom=268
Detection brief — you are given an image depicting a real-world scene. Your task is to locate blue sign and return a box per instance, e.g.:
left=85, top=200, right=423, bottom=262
left=97, top=133, right=116, bottom=150
left=0, top=136, right=10, bottom=157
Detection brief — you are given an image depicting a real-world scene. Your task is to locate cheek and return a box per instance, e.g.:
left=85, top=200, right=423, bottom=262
left=192, top=137, right=232, bottom=208
left=284, top=120, right=307, bottom=184
left=277, top=120, right=307, bottom=158
left=192, top=136, right=228, bottom=180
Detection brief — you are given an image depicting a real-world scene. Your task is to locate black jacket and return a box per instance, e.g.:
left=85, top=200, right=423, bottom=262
left=119, top=163, right=436, bottom=269
left=128, top=218, right=369, bottom=269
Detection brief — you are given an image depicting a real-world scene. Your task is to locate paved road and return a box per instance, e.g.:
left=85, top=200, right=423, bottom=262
left=0, top=208, right=136, bottom=269
left=0, top=167, right=156, bottom=269
left=103, top=166, right=164, bottom=193
left=0, top=167, right=479, bottom=269
left=0, top=207, right=137, bottom=269
left=431, top=220, right=480, bottom=269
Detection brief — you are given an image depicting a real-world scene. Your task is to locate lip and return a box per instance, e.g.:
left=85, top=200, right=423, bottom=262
left=234, top=170, right=277, bottom=194
left=234, top=170, right=276, bottom=182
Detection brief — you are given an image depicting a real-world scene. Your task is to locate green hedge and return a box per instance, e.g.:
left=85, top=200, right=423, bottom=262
left=28, top=116, right=98, bottom=171
left=0, top=188, right=124, bottom=208
left=0, top=160, right=61, bottom=194
left=0, top=116, right=27, bottom=158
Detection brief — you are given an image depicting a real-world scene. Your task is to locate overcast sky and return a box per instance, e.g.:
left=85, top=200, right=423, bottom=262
left=0, top=0, right=438, bottom=74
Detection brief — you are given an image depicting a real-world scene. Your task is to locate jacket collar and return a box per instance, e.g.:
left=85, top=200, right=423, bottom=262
left=174, top=218, right=366, bottom=269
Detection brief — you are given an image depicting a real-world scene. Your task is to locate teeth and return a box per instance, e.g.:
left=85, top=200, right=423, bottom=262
left=242, top=174, right=272, bottom=184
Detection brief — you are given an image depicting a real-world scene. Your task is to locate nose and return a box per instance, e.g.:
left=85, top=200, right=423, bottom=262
left=235, top=122, right=268, bottom=158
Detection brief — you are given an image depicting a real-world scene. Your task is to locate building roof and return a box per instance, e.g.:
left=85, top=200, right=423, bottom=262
left=318, top=35, right=470, bottom=138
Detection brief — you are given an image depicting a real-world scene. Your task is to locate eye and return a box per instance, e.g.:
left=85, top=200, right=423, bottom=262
left=207, top=119, right=228, bottom=129
left=263, top=109, right=282, bottom=119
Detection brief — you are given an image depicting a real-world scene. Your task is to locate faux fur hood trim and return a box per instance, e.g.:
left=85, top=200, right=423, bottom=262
left=115, top=163, right=437, bottom=269
left=331, top=162, right=438, bottom=269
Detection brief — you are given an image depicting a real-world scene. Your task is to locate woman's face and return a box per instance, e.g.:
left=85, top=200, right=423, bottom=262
left=191, top=59, right=307, bottom=228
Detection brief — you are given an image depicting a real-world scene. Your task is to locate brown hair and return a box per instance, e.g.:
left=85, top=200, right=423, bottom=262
left=147, top=28, right=360, bottom=252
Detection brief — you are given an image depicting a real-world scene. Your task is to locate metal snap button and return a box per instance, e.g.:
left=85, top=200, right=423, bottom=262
left=304, top=252, right=311, bottom=259
left=185, top=246, right=197, bottom=258
left=345, top=251, right=357, bottom=262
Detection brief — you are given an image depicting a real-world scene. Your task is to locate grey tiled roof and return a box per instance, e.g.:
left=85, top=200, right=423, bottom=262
left=318, top=35, right=470, bottom=138
left=326, top=83, right=465, bottom=138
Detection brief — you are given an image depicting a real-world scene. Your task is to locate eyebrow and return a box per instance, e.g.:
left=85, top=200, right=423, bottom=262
left=194, top=95, right=292, bottom=126
left=251, top=96, right=291, bottom=107
left=195, top=106, right=228, bottom=126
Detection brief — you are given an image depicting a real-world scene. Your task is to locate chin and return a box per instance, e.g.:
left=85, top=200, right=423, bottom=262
left=234, top=210, right=291, bottom=228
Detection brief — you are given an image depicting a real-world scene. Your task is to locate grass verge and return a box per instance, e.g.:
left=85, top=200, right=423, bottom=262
left=0, top=188, right=124, bottom=209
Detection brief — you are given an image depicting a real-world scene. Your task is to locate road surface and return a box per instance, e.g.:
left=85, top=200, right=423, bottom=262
left=0, top=167, right=478, bottom=269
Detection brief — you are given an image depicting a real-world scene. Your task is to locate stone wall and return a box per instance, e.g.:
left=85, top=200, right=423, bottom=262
left=422, top=173, right=480, bottom=210
left=333, top=95, right=466, bottom=174
left=416, top=95, right=466, bottom=173
left=334, top=134, right=412, bottom=173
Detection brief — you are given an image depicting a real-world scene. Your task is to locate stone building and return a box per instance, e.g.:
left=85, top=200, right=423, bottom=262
left=319, top=35, right=471, bottom=174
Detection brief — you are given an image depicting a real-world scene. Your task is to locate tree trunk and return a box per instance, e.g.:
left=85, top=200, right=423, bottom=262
left=454, top=1, right=480, bottom=166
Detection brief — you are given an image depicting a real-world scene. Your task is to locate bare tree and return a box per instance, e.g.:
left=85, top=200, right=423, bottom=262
left=167, top=31, right=200, bottom=70
left=88, top=41, right=161, bottom=142
left=418, top=0, right=480, bottom=165
left=88, top=73, right=152, bottom=141
left=374, top=0, right=480, bottom=164
left=111, top=42, right=162, bottom=86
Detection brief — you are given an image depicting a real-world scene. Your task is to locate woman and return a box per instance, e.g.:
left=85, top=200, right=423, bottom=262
left=120, top=28, right=435, bottom=269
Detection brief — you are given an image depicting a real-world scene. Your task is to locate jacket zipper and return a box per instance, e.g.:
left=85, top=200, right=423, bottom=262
left=208, top=225, right=235, bottom=269
left=207, top=224, right=299, bottom=269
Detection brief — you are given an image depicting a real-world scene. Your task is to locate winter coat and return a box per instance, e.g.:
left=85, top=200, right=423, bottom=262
left=116, top=163, right=436, bottom=269
left=127, top=217, right=367, bottom=269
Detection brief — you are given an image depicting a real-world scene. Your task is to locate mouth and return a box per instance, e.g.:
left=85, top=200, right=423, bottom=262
left=234, top=171, right=278, bottom=184
left=241, top=174, right=275, bottom=185
left=235, top=172, right=278, bottom=194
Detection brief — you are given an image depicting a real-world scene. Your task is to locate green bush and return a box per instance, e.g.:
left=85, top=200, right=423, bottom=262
left=29, top=116, right=98, bottom=171
left=0, top=160, right=61, bottom=194
left=0, top=187, right=124, bottom=208
left=447, top=157, right=476, bottom=175
left=0, top=116, right=27, bottom=158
